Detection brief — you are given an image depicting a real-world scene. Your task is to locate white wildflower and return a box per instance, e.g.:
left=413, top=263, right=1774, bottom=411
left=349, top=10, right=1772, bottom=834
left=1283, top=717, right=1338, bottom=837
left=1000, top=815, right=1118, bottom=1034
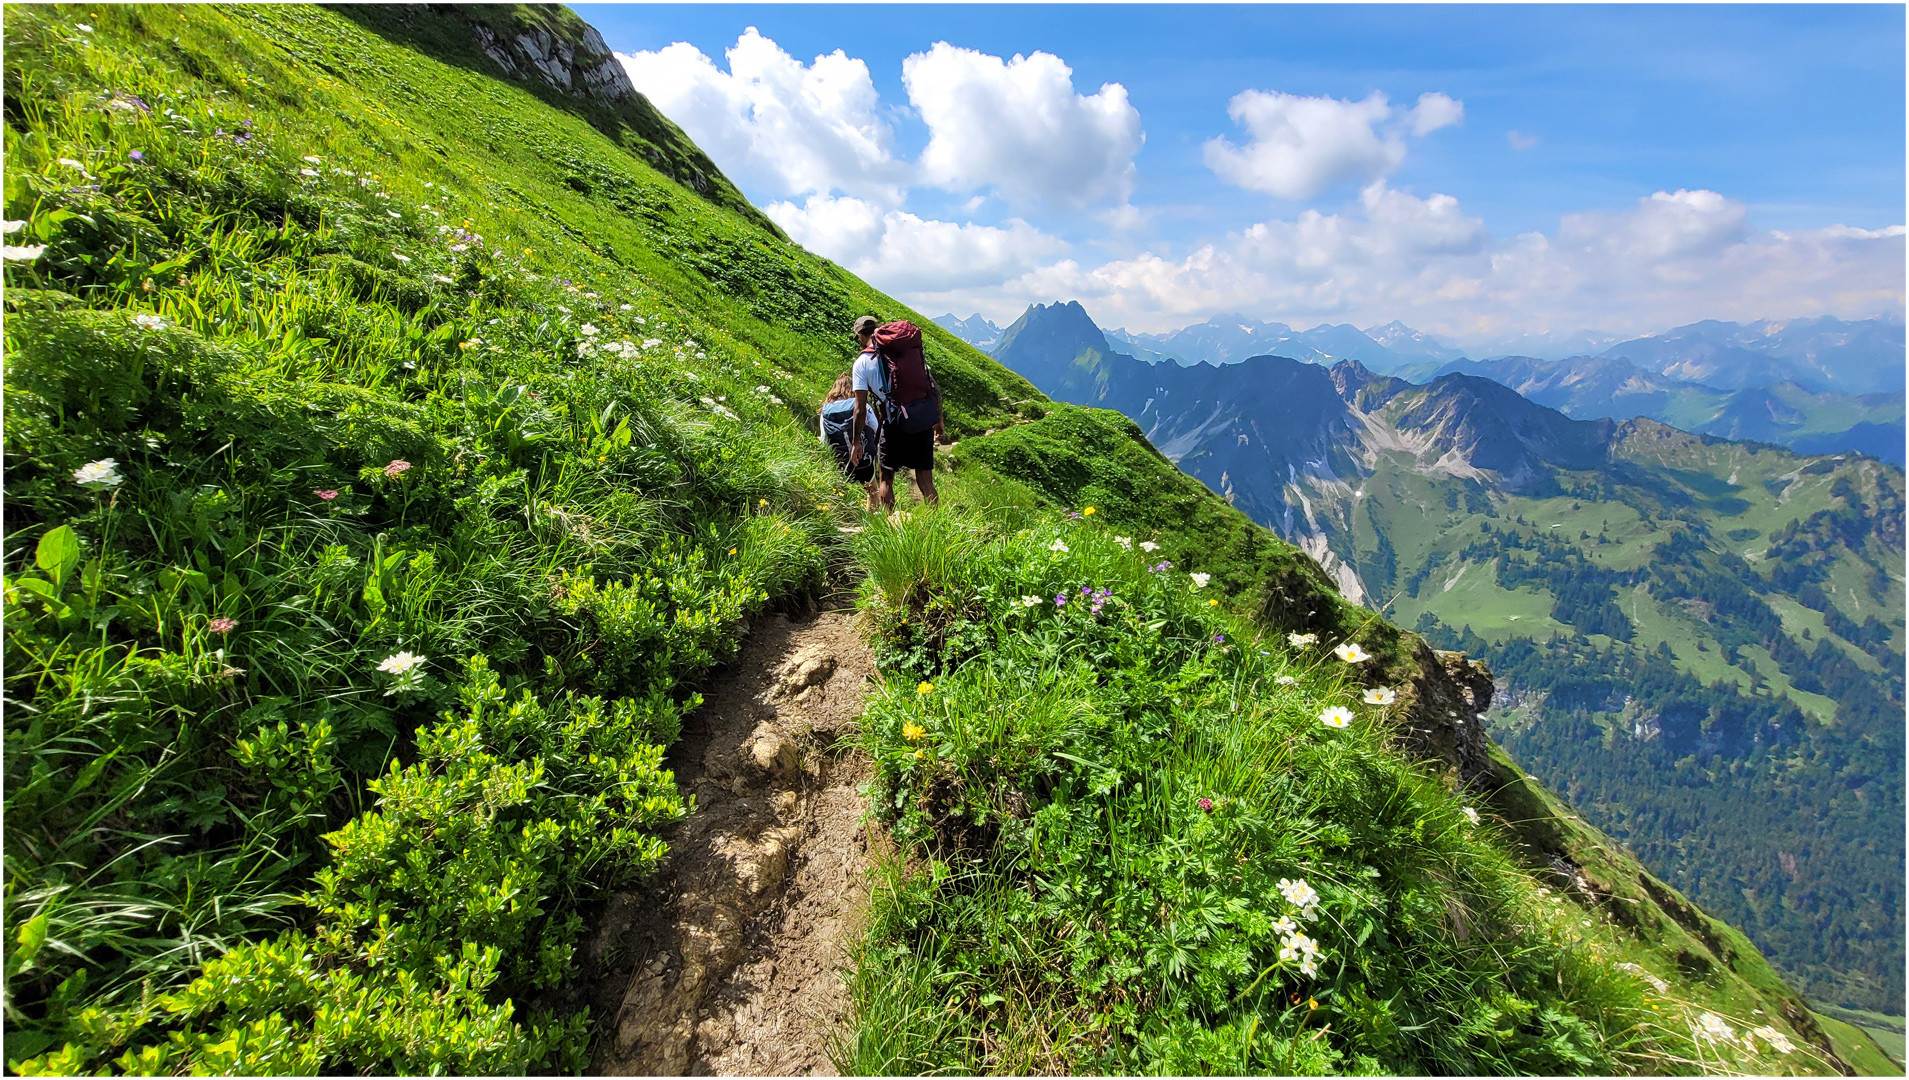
left=580, top=323, right=599, bottom=337
left=2, top=220, right=24, bottom=234
left=75, top=23, right=93, bottom=33
left=1319, top=706, right=1353, bottom=730
left=1288, top=632, right=1318, bottom=647
left=132, top=313, right=165, bottom=330
left=57, top=157, right=87, bottom=172
left=1362, top=687, right=1396, bottom=706
left=619, top=303, right=633, bottom=311
left=1333, top=642, right=1370, bottom=663
left=1272, top=915, right=1297, bottom=936
left=1751, top=1025, right=1793, bottom=1055
left=72, top=458, right=123, bottom=490
left=1114, top=536, right=1132, bottom=548
left=391, top=252, right=411, bottom=263
left=377, top=651, right=425, bottom=676
left=1462, top=806, right=1480, bottom=825
left=1275, top=675, right=1297, bottom=686
left=1277, top=878, right=1321, bottom=911
left=1048, top=539, right=1069, bottom=553
left=303, top=155, right=321, bottom=163
left=1140, top=541, right=1159, bottom=552
left=431, top=274, right=454, bottom=284
left=3, top=245, right=47, bottom=262
left=1189, top=572, right=1211, bottom=588
left=299, top=168, right=318, bottom=177
left=1020, top=595, right=1042, bottom=608
left=1692, top=1012, right=1735, bottom=1045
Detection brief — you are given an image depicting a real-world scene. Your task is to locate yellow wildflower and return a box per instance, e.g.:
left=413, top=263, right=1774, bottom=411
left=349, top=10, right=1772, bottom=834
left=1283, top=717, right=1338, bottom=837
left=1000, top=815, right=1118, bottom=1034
left=917, top=681, right=934, bottom=695
left=1209, top=598, right=1219, bottom=607
left=903, top=722, right=927, bottom=742
left=913, top=748, right=926, bottom=761
left=1083, top=505, right=1096, bottom=516
left=728, top=547, right=737, bottom=555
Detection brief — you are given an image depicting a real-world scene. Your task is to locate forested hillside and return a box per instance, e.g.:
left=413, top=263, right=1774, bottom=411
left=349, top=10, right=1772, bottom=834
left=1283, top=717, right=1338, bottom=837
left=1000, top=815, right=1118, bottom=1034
left=0, top=4, right=1889, bottom=1074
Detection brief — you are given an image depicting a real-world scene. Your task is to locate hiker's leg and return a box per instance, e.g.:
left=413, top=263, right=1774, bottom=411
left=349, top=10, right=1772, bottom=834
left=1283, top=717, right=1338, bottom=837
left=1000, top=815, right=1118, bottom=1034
left=915, top=466, right=938, bottom=507
left=876, top=468, right=896, bottom=510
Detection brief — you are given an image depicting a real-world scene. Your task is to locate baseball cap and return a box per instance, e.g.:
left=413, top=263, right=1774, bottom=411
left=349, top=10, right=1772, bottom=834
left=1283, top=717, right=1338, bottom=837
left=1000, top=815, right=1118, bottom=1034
left=852, top=314, right=879, bottom=336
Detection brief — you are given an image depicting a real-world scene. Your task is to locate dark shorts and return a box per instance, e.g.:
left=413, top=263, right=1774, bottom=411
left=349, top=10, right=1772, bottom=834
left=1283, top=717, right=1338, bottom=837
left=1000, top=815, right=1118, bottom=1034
left=880, top=424, right=935, bottom=473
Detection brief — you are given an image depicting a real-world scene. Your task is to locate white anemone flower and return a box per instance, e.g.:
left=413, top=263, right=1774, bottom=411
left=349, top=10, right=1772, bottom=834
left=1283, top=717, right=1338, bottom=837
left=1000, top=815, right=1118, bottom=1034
left=1319, top=706, right=1354, bottom=729
left=1048, top=539, right=1069, bottom=553
left=1020, top=595, right=1042, bottom=608
left=1189, top=572, right=1211, bottom=588
left=72, top=458, right=123, bottom=490
left=377, top=651, right=426, bottom=676
left=1692, top=1012, right=1735, bottom=1044
left=1140, top=541, right=1158, bottom=552
left=1333, top=642, right=1371, bottom=663
left=1362, top=687, right=1397, bottom=705
left=132, top=313, right=166, bottom=330
left=3, top=245, right=47, bottom=262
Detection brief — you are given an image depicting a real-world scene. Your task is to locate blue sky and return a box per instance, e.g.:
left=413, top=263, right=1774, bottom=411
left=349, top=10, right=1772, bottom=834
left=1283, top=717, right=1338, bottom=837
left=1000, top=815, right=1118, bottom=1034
left=590, top=4, right=1905, bottom=348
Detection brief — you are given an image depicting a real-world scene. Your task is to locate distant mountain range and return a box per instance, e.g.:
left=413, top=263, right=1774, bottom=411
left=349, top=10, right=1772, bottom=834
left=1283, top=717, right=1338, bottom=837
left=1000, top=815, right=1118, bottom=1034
left=990, top=299, right=1906, bottom=1012
left=930, top=313, right=1003, bottom=352
left=961, top=304, right=1903, bottom=464
left=1407, top=354, right=1904, bottom=466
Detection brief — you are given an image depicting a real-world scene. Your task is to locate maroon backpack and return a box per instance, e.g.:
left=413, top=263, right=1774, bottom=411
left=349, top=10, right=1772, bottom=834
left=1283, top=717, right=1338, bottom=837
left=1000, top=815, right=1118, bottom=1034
left=871, top=321, right=942, bottom=433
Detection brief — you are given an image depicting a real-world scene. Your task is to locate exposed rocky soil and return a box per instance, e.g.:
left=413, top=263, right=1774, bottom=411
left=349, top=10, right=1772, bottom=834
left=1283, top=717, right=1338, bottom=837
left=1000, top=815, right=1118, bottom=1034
left=585, top=610, right=882, bottom=1076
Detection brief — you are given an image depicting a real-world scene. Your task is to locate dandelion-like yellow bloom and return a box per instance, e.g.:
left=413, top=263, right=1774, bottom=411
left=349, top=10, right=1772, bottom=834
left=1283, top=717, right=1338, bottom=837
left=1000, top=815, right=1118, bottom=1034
left=759, top=498, right=769, bottom=507
left=903, top=722, right=927, bottom=742
left=917, top=681, right=934, bottom=695
left=1208, top=598, right=1219, bottom=607
left=1083, top=506, right=1096, bottom=516
left=913, top=748, right=926, bottom=761
left=727, top=548, right=737, bottom=555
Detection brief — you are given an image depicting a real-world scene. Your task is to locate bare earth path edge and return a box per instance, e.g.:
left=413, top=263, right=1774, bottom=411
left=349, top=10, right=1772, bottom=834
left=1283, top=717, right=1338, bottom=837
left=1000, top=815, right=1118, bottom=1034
left=582, top=610, right=883, bottom=1076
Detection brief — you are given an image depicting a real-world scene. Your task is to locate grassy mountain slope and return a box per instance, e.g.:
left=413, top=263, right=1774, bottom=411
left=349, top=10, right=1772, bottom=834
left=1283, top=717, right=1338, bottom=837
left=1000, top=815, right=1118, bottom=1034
left=994, top=300, right=1905, bottom=1017
left=0, top=3, right=1886, bottom=1073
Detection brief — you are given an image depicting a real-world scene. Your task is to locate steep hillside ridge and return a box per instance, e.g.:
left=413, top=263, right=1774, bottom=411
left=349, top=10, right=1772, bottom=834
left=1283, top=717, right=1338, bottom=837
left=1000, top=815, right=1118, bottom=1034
left=1, top=3, right=1888, bottom=1072
left=993, top=299, right=1905, bottom=1016
left=329, top=4, right=780, bottom=234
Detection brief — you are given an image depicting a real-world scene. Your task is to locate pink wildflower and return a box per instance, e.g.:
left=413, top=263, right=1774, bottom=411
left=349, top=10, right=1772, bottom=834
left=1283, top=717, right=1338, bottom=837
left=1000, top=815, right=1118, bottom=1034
left=313, top=489, right=339, bottom=500
left=1198, top=798, right=1214, bottom=813
left=383, top=459, right=412, bottom=478
left=208, top=617, right=238, bottom=634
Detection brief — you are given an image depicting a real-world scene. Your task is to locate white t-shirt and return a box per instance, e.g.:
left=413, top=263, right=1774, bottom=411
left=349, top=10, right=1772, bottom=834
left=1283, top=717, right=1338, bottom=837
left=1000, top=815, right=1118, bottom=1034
left=851, top=348, right=888, bottom=409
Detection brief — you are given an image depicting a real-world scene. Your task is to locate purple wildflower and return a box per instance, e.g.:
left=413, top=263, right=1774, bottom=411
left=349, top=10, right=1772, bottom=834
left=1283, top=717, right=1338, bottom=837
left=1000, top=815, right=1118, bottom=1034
left=128, top=149, right=143, bottom=162
left=1213, top=633, right=1226, bottom=644
left=1198, top=798, right=1214, bottom=813
left=1054, top=593, right=1068, bottom=607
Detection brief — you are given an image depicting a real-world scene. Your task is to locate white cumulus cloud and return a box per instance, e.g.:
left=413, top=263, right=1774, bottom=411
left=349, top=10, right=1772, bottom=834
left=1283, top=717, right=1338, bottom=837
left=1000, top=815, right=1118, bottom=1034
left=903, top=43, right=1144, bottom=211
left=1203, top=89, right=1463, bottom=201
left=618, top=29, right=907, bottom=204
left=764, top=194, right=1069, bottom=294
left=919, top=186, right=1901, bottom=343
left=1407, top=92, right=1464, bottom=136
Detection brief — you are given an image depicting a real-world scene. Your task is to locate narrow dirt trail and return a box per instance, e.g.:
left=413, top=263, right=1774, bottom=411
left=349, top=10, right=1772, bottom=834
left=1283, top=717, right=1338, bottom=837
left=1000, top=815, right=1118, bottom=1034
left=584, top=610, right=883, bottom=1076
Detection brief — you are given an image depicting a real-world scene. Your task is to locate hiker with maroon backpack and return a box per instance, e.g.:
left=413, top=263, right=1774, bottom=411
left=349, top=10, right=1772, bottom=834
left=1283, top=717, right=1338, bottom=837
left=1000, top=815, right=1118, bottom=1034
left=849, top=314, right=944, bottom=510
